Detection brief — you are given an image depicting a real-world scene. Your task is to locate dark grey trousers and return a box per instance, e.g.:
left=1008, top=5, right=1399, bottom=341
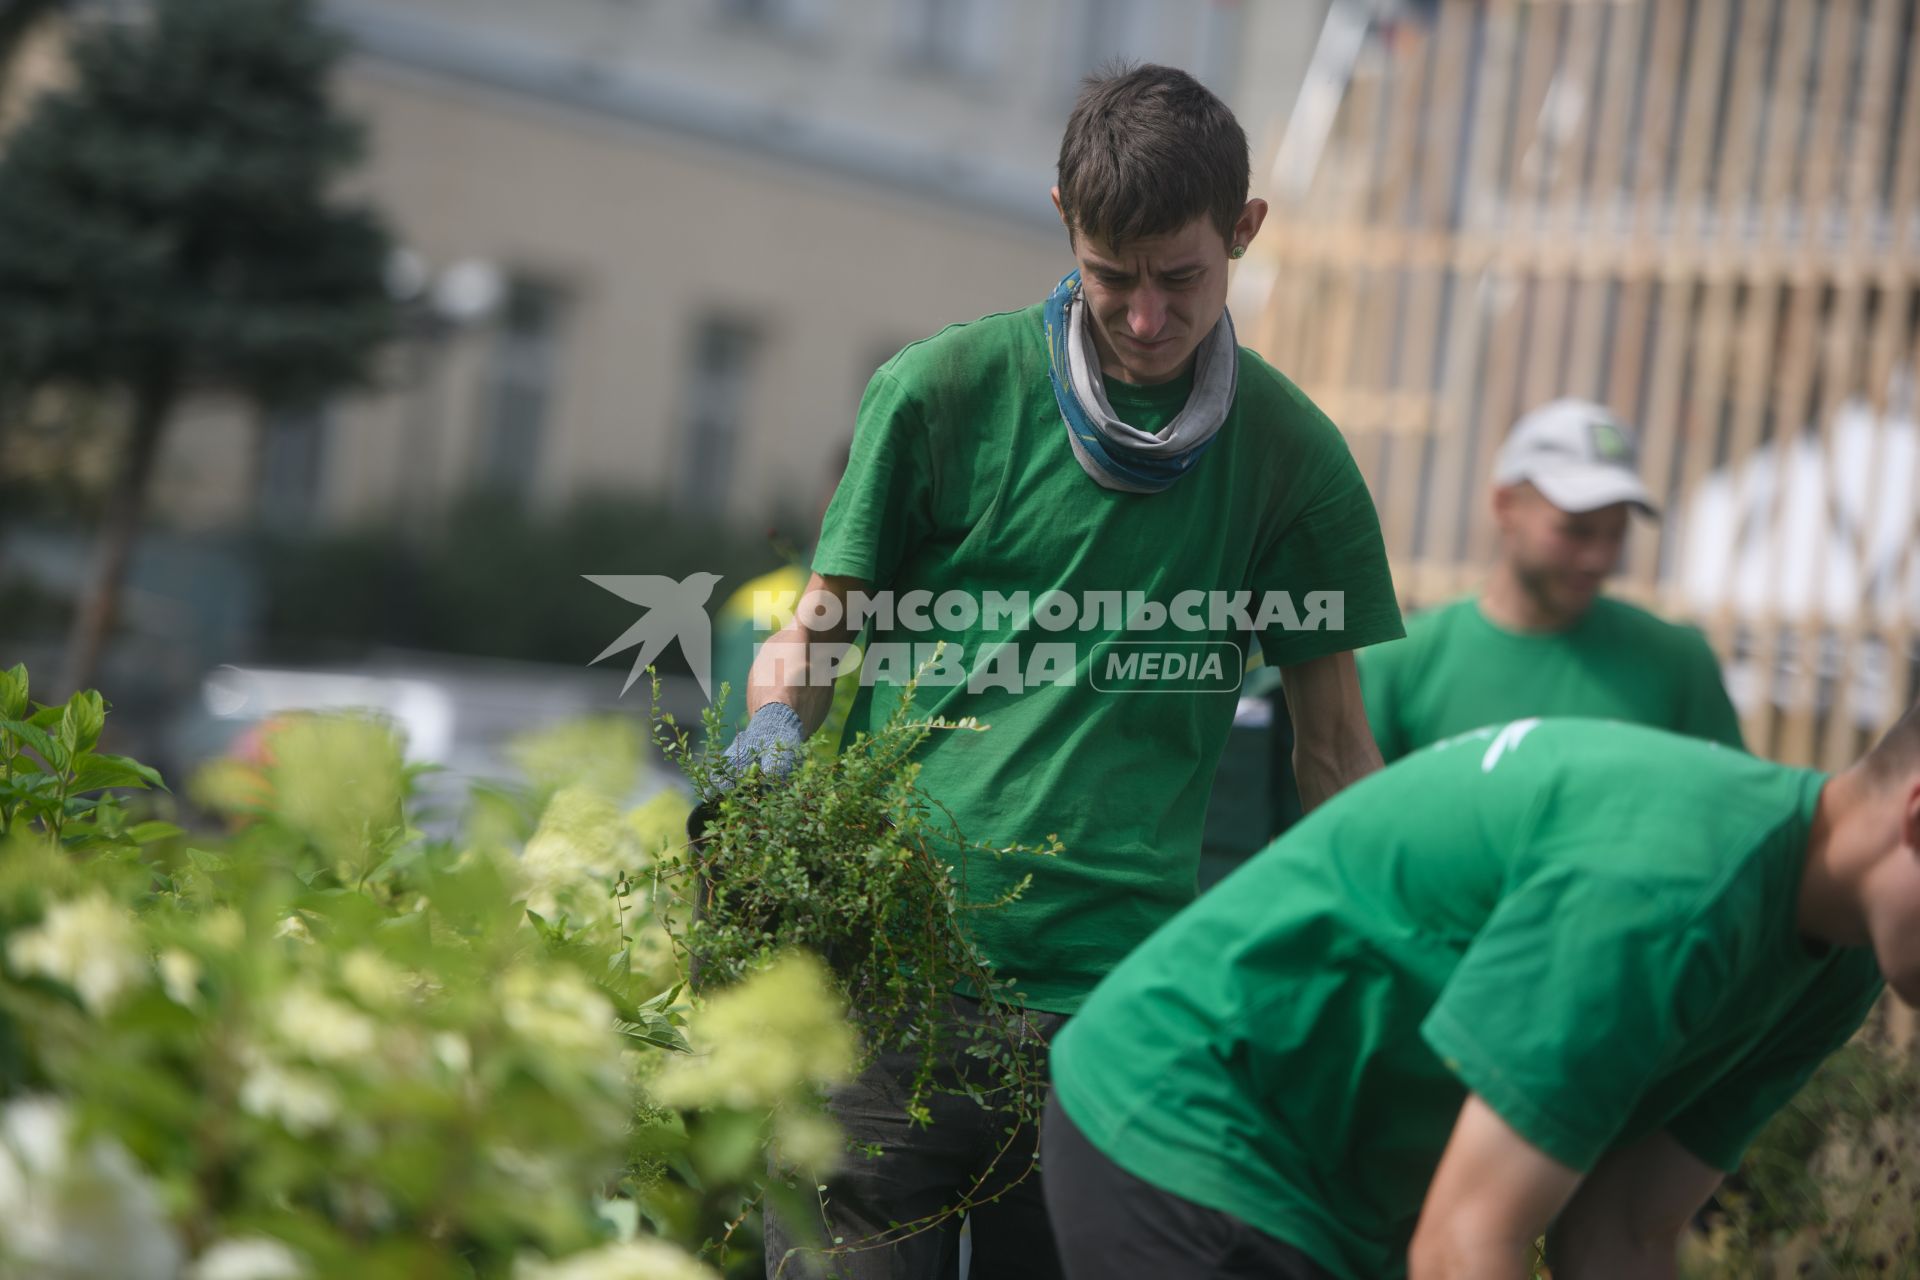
left=764, top=996, right=1067, bottom=1280
left=1040, top=1089, right=1339, bottom=1280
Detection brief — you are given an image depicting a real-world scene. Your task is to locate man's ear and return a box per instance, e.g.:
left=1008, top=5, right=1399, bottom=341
left=1490, top=483, right=1516, bottom=528
left=1050, top=186, right=1070, bottom=235
left=1233, top=198, right=1269, bottom=252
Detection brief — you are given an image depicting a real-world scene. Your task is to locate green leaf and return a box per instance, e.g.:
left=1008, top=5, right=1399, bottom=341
left=66, top=755, right=163, bottom=795
left=691, top=1108, right=767, bottom=1183
left=617, top=1020, right=690, bottom=1053
left=127, top=822, right=185, bottom=845
left=0, top=719, right=61, bottom=770
left=10, top=796, right=61, bottom=829
left=0, top=666, right=25, bottom=722
left=27, top=706, right=60, bottom=731
left=60, top=692, right=105, bottom=755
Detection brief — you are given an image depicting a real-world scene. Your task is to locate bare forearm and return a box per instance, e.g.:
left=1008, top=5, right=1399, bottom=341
left=1410, top=1097, right=1582, bottom=1280
left=1279, top=650, right=1383, bottom=812
left=745, top=621, right=847, bottom=737
left=1292, top=724, right=1382, bottom=812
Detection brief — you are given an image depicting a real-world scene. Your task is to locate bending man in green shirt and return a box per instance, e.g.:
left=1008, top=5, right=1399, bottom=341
left=1044, top=714, right=1911, bottom=1279
left=724, top=64, right=1404, bottom=1279
left=1360, top=399, right=1744, bottom=759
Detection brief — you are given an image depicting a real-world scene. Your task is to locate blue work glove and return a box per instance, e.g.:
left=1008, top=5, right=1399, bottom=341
left=714, top=701, right=805, bottom=794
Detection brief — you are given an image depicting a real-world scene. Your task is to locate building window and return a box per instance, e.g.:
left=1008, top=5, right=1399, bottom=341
left=897, top=0, right=1003, bottom=78
left=680, top=315, right=763, bottom=513
left=476, top=278, right=566, bottom=505
left=257, top=403, right=327, bottom=532
left=716, top=0, right=831, bottom=39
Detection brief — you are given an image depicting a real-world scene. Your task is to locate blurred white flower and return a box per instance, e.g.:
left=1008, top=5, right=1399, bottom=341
left=512, top=1238, right=719, bottom=1280
left=652, top=953, right=856, bottom=1111
left=238, top=1048, right=340, bottom=1136
left=486, top=1144, right=566, bottom=1195
left=273, top=914, right=312, bottom=945
left=431, top=1031, right=472, bottom=1076
left=509, top=718, right=644, bottom=803
left=189, top=1237, right=309, bottom=1280
left=158, top=949, right=202, bottom=1007
left=202, top=909, right=246, bottom=950
left=0, top=1096, right=181, bottom=1280
left=7, top=892, right=147, bottom=1014
left=625, top=791, right=690, bottom=860
left=770, top=1107, right=843, bottom=1175
left=339, top=949, right=410, bottom=1011
left=501, top=966, right=616, bottom=1059
left=273, top=983, right=378, bottom=1064
left=520, top=786, right=640, bottom=920
left=265, top=715, right=405, bottom=878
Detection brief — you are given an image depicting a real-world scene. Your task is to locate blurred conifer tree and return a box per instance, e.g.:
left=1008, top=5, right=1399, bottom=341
left=0, top=0, right=394, bottom=691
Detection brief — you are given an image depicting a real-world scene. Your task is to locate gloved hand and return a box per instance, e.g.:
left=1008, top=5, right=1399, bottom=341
left=687, top=700, right=807, bottom=986
left=690, top=702, right=805, bottom=843
left=714, top=701, right=805, bottom=793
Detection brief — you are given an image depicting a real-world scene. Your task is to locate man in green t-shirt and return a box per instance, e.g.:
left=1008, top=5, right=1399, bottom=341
left=721, top=65, right=1404, bottom=1278
left=1360, top=399, right=1744, bottom=760
left=1044, top=714, right=1907, bottom=1279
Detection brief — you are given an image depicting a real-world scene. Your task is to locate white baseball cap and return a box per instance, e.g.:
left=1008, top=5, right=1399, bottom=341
left=1491, top=398, right=1658, bottom=517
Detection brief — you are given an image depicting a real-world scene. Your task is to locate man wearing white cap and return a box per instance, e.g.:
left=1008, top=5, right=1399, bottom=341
left=1360, top=399, right=1743, bottom=760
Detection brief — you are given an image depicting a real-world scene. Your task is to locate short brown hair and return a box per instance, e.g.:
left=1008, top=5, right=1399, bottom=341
left=1056, top=63, right=1250, bottom=249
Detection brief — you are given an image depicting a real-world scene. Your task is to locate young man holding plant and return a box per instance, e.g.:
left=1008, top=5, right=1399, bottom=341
left=1043, top=712, right=1906, bottom=1279
left=722, top=64, right=1404, bottom=1279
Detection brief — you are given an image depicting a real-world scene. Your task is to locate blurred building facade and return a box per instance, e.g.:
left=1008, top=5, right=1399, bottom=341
left=135, top=0, right=1329, bottom=533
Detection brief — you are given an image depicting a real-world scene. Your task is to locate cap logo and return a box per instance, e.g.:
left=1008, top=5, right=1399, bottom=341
left=1589, top=420, right=1633, bottom=464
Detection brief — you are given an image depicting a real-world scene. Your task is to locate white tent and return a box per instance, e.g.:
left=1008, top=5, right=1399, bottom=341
left=1677, top=393, right=1920, bottom=726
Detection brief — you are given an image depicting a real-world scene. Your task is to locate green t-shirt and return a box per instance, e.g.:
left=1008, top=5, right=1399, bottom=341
left=1359, top=596, right=1745, bottom=762
left=1050, top=719, right=1882, bottom=1280
left=811, top=303, right=1404, bottom=1013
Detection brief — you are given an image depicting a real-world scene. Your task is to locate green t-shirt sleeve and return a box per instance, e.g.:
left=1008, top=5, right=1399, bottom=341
left=1357, top=638, right=1411, bottom=763
left=1249, top=440, right=1404, bottom=670
left=1664, top=961, right=1883, bottom=1172
left=1421, top=870, right=1727, bottom=1172
left=811, top=368, right=935, bottom=589
left=1674, top=628, right=1746, bottom=751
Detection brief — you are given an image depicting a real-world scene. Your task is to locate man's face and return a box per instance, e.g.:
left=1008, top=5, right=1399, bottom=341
left=1494, top=484, right=1630, bottom=626
left=1050, top=195, right=1264, bottom=386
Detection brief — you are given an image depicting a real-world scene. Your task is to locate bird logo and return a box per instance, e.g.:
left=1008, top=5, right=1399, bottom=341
left=584, top=572, right=724, bottom=699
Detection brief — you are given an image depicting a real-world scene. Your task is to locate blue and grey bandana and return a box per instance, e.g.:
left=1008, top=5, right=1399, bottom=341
left=1043, top=269, right=1239, bottom=494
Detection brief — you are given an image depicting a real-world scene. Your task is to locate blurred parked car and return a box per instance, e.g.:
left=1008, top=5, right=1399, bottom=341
left=159, top=652, right=702, bottom=833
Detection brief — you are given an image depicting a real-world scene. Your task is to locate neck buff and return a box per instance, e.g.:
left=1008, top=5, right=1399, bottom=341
left=1042, top=268, right=1238, bottom=494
